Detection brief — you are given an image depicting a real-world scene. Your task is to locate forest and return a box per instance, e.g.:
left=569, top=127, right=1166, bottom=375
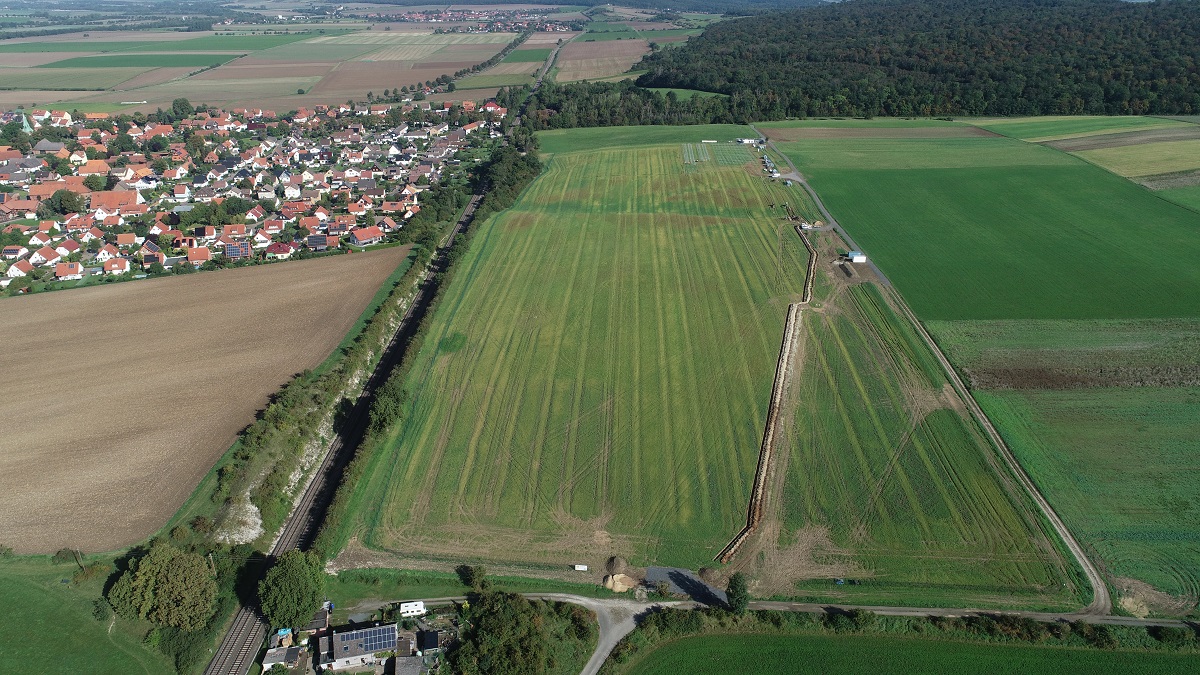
left=631, top=0, right=1200, bottom=117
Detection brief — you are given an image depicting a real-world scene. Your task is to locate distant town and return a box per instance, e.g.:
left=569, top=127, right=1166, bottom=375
left=0, top=96, right=509, bottom=294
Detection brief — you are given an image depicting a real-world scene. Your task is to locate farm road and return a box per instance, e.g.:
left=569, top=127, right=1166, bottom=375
left=363, top=591, right=1187, bottom=675
left=748, top=124, right=1111, bottom=616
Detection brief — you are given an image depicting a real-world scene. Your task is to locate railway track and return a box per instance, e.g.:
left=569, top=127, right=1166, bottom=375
left=205, top=195, right=482, bottom=675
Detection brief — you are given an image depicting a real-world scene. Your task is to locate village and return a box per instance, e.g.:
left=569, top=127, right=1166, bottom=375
left=0, top=96, right=510, bottom=294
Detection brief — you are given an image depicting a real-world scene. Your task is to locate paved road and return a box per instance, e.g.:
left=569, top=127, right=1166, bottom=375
left=204, top=197, right=483, bottom=675
left=750, top=124, right=1112, bottom=616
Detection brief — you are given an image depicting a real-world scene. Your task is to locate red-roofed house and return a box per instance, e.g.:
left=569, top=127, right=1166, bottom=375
left=103, top=258, right=130, bottom=275
left=186, top=247, right=211, bottom=267
left=30, top=246, right=60, bottom=266
left=6, top=259, right=33, bottom=278
left=55, top=261, right=84, bottom=280
left=349, top=226, right=383, bottom=246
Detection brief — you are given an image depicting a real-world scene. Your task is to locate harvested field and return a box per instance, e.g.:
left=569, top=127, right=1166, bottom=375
left=553, top=38, right=649, bottom=82
left=359, top=44, right=446, bottom=61
left=310, top=62, right=460, bottom=98
left=523, top=31, right=578, bottom=45
left=110, top=66, right=196, bottom=90
left=191, top=58, right=335, bottom=80
left=0, top=89, right=85, bottom=107
left=0, top=248, right=408, bottom=553
left=1042, top=125, right=1200, bottom=152
left=0, top=52, right=93, bottom=67
left=477, top=62, right=540, bottom=75
left=762, top=126, right=997, bottom=141
left=1075, top=139, right=1200, bottom=177
left=349, top=128, right=811, bottom=570
left=310, top=31, right=514, bottom=45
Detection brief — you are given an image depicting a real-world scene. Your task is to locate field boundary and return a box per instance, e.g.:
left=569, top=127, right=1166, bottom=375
left=716, top=303, right=803, bottom=564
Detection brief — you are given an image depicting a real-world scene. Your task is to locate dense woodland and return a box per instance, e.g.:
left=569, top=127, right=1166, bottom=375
left=631, top=0, right=1200, bottom=117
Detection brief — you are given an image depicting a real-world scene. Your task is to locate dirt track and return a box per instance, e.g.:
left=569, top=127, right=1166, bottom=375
left=0, top=249, right=407, bottom=553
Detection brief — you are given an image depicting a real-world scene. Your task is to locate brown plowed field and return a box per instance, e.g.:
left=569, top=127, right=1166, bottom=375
left=0, top=248, right=408, bottom=554
left=762, top=126, right=999, bottom=141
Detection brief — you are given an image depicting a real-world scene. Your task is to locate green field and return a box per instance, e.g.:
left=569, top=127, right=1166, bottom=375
left=646, top=87, right=727, bottom=100
left=40, top=54, right=241, bottom=68
left=773, top=126, right=1200, bottom=320
left=503, top=47, right=552, bottom=63
left=0, top=556, right=172, bottom=674
left=620, top=633, right=1200, bottom=675
left=538, top=125, right=752, bottom=154
left=0, top=41, right=160, bottom=52
left=976, top=116, right=1190, bottom=141
left=121, top=32, right=322, bottom=51
left=1159, top=185, right=1200, bottom=211
left=349, top=127, right=808, bottom=568
left=778, top=283, right=1074, bottom=609
left=0, top=67, right=149, bottom=89
left=977, top=388, right=1200, bottom=601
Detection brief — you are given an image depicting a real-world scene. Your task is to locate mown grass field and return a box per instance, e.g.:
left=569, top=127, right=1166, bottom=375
left=350, top=129, right=808, bottom=569
left=619, top=633, right=1200, bottom=675
left=0, top=556, right=173, bottom=674
left=976, top=388, right=1200, bottom=601
left=779, top=284, right=1074, bottom=609
left=773, top=125, right=1200, bottom=320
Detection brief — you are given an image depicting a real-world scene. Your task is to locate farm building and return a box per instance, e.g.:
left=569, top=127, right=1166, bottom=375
left=846, top=251, right=867, bottom=263
left=318, top=624, right=397, bottom=671
left=398, top=601, right=426, bottom=618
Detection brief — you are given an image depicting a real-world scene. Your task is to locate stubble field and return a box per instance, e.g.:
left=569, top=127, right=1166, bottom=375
left=553, top=38, right=650, bottom=82
left=0, top=248, right=408, bottom=553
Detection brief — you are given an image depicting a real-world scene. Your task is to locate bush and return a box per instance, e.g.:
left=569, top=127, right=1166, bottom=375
left=52, top=548, right=79, bottom=565
left=1149, top=625, right=1194, bottom=647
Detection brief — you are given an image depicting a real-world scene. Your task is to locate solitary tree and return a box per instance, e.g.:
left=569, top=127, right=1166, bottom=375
left=726, top=572, right=749, bottom=614
left=259, top=550, right=324, bottom=630
left=107, top=542, right=217, bottom=631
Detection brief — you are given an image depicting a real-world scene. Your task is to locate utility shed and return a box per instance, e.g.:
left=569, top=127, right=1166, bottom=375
left=847, top=251, right=867, bottom=264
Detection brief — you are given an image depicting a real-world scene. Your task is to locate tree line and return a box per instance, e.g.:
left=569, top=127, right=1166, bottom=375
left=633, top=0, right=1200, bottom=118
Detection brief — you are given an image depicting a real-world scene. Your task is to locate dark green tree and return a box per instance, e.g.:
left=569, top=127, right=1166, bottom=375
left=726, top=572, right=748, bottom=614
left=258, top=550, right=324, bottom=630
left=107, top=543, right=216, bottom=631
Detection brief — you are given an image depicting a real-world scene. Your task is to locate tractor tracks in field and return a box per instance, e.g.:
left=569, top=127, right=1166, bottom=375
left=749, top=123, right=1110, bottom=614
